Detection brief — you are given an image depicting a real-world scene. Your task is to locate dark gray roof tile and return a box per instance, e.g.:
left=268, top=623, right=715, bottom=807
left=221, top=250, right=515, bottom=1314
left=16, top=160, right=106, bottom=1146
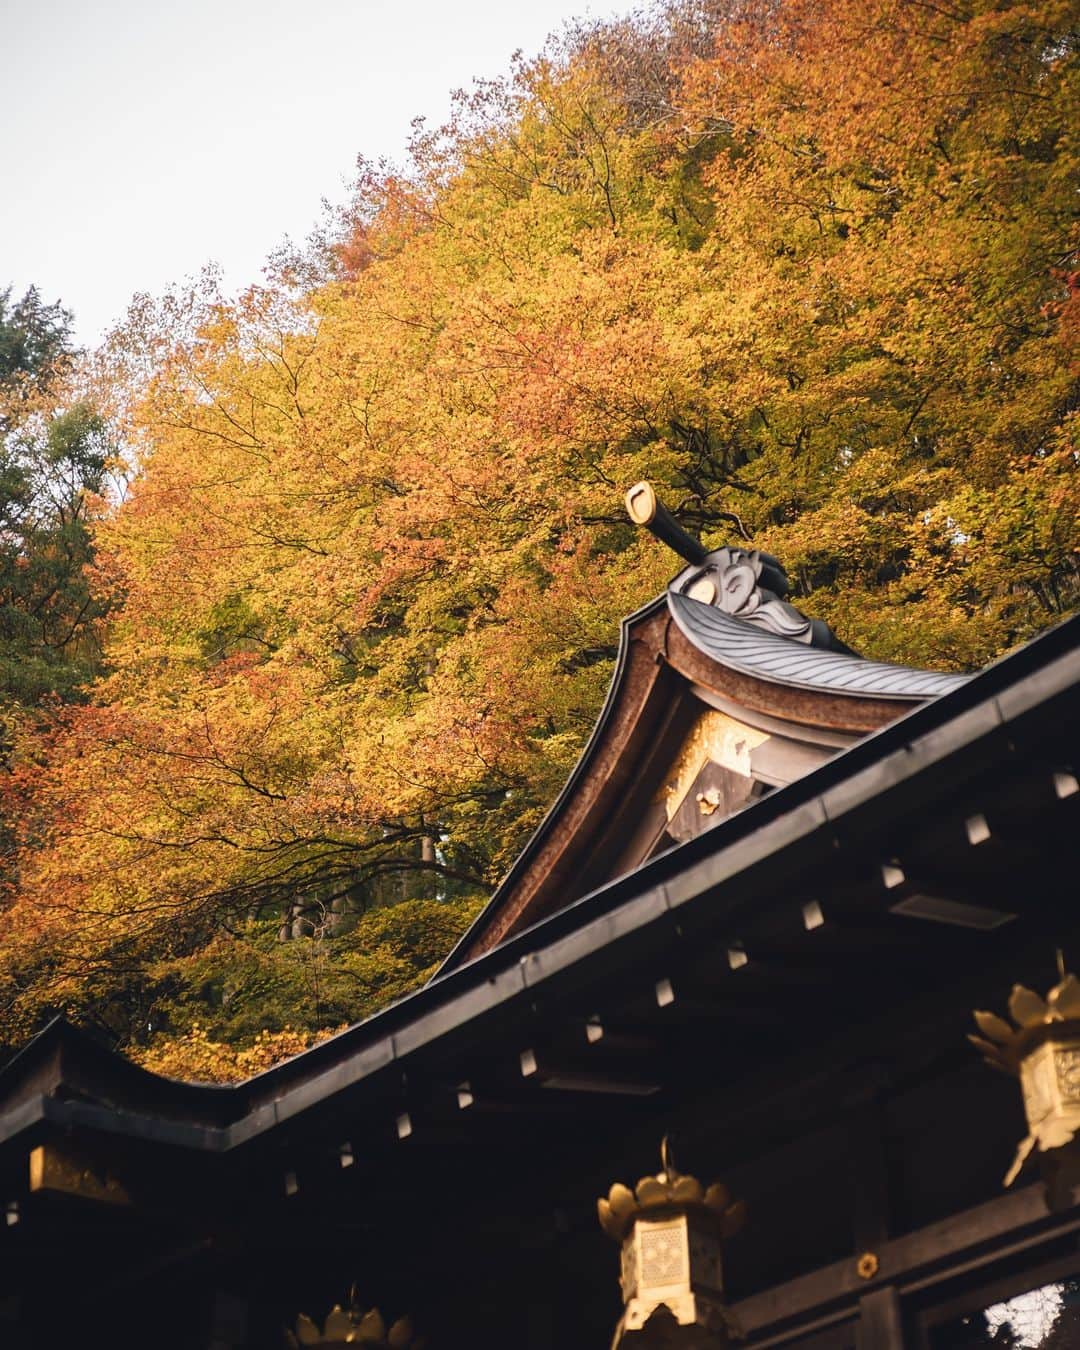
left=668, top=591, right=970, bottom=700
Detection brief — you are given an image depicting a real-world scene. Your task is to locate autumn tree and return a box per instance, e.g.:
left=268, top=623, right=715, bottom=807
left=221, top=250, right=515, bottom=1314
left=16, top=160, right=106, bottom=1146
left=0, top=401, right=112, bottom=706
left=0, top=290, right=115, bottom=1032
left=1, top=0, right=1076, bottom=1074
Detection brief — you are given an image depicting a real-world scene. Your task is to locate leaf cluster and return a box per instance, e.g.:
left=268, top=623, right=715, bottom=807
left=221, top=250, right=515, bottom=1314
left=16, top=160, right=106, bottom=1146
left=2, top=0, right=1077, bottom=1076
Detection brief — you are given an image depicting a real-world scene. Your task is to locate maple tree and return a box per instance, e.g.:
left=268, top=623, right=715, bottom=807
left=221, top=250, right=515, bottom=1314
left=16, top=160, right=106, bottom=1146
left=1, top=0, right=1076, bottom=1077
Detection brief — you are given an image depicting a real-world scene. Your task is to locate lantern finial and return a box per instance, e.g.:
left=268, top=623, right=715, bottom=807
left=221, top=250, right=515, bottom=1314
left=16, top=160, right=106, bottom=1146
left=284, top=1294, right=423, bottom=1349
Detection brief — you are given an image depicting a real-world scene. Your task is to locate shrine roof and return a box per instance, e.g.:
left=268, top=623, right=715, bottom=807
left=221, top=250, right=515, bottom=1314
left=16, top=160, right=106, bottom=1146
left=668, top=590, right=970, bottom=701
left=0, top=610, right=1074, bottom=1166
left=447, top=562, right=977, bottom=962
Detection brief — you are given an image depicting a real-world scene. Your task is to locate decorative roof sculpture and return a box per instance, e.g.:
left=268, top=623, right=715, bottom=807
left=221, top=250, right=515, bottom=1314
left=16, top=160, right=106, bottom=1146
left=626, top=480, right=853, bottom=653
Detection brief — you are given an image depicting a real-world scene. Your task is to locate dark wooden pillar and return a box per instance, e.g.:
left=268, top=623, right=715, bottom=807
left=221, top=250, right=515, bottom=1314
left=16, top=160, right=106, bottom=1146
left=850, top=1087, right=906, bottom=1348
left=525, top=1298, right=554, bottom=1349
left=856, top=1287, right=905, bottom=1350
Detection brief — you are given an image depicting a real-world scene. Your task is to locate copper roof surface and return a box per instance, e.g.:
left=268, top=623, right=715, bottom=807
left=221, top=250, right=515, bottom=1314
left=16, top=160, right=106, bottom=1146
left=668, top=590, right=971, bottom=700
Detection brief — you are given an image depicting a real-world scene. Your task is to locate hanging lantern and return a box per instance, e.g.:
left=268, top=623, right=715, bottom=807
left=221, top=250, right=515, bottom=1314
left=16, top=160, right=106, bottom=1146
left=970, top=955, right=1080, bottom=1207
left=284, top=1293, right=423, bottom=1348
left=597, top=1138, right=745, bottom=1347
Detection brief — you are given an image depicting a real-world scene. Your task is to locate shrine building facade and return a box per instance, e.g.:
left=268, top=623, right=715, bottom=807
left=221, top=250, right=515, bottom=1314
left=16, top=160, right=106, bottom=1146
left=0, top=485, right=1078, bottom=1350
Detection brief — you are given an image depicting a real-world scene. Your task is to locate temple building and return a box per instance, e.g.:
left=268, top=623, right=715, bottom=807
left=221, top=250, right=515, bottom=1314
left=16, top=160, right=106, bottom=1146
left=0, top=486, right=1077, bottom=1350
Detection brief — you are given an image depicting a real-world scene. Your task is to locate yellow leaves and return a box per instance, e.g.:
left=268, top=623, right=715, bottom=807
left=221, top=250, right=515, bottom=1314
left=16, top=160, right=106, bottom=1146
left=4, top=0, right=1077, bottom=1058
left=132, top=1024, right=339, bottom=1084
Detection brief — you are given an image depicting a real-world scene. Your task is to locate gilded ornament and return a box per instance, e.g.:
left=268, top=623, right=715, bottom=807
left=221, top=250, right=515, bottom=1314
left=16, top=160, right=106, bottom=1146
left=284, top=1292, right=423, bottom=1349
left=970, top=954, right=1080, bottom=1204
left=624, top=481, right=851, bottom=652
left=598, top=1137, right=744, bottom=1347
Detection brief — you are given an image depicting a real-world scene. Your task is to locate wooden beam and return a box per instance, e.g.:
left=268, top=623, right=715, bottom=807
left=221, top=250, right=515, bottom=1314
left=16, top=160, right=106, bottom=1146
left=731, top=1182, right=1080, bottom=1340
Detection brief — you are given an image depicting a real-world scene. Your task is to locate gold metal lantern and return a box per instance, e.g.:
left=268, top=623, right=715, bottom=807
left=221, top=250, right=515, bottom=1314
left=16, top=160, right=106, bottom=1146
left=284, top=1294, right=423, bottom=1349
left=597, top=1139, right=745, bottom=1348
left=970, top=955, right=1080, bottom=1207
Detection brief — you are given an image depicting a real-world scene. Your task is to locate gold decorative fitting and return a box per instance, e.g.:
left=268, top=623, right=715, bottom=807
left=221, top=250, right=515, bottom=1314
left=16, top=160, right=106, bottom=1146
left=598, top=1138, right=744, bottom=1347
left=28, top=1143, right=130, bottom=1207
left=970, top=953, right=1080, bottom=1198
left=697, top=788, right=722, bottom=816
left=856, top=1252, right=879, bottom=1281
left=284, top=1298, right=423, bottom=1348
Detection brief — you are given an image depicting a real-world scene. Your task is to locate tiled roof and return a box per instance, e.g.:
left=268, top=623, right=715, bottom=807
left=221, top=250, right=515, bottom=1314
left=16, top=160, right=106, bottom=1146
left=668, top=590, right=970, bottom=700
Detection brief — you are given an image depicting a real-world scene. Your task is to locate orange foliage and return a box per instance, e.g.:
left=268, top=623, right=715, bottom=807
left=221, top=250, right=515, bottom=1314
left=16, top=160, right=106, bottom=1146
left=2, top=0, right=1076, bottom=1071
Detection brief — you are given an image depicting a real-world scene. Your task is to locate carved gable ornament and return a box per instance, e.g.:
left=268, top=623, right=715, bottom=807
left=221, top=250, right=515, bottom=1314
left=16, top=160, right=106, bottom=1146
left=672, top=548, right=841, bottom=650
left=625, top=481, right=851, bottom=653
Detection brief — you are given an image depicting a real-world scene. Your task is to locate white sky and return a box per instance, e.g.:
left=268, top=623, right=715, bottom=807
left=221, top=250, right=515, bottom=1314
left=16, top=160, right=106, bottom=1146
left=3, top=0, right=633, bottom=349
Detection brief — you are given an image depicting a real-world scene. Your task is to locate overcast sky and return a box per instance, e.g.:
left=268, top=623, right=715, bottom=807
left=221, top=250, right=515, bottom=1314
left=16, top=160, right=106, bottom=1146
left=4, top=0, right=632, bottom=348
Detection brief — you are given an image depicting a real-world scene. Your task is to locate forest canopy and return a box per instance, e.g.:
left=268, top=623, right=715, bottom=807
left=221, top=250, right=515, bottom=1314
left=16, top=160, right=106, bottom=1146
left=1, top=0, right=1077, bottom=1080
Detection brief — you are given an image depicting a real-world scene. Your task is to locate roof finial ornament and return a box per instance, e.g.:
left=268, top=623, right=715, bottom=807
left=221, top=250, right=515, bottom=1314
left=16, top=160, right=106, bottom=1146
left=625, top=482, right=854, bottom=654
left=625, top=482, right=709, bottom=566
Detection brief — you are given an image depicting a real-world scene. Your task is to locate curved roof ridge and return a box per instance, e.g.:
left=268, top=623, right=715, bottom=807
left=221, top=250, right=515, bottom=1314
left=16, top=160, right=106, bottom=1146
left=668, top=590, right=970, bottom=700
